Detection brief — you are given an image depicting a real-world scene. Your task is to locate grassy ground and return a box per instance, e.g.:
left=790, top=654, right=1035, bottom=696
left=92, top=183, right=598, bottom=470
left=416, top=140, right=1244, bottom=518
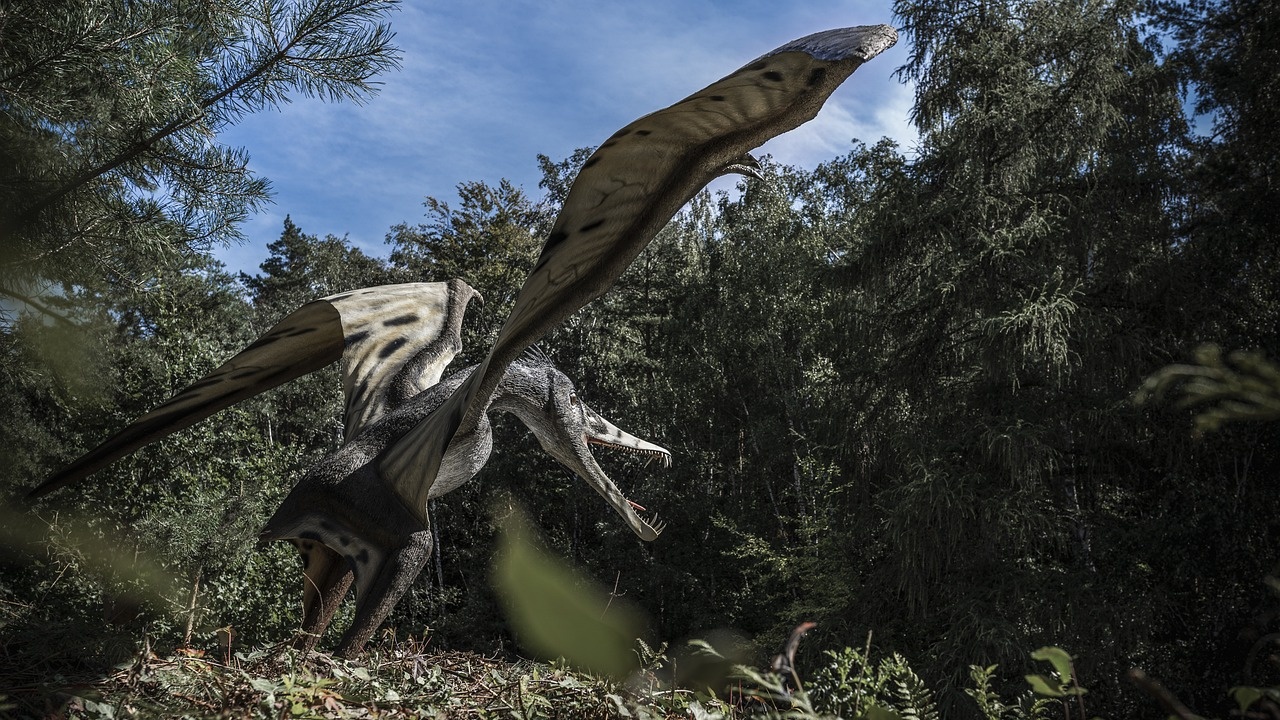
left=0, top=626, right=757, bottom=719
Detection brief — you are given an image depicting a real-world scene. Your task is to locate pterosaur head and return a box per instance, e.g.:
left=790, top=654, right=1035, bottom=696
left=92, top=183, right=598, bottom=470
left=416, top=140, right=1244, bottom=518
left=496, top=355, right=670, bottom=541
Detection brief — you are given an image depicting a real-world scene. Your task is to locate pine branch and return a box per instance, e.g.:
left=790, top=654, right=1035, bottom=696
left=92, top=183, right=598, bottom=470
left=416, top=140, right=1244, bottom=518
left=2, top=0, right=398, bottom=240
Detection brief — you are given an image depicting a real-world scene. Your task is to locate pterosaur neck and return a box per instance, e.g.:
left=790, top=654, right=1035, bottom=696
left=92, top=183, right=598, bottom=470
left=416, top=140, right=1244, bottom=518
left=487, top=363, right=551, bottom=425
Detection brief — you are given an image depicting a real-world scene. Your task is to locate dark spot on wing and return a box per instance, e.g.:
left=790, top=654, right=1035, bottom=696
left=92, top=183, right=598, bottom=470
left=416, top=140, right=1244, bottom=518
left=356, top=549, right=370, bottom=564
left=319, top=520, right=335, bottom=531
left=745, top=60, right=768, bottom=72
left=609, top=128, right=631, bottom=139
left=534, top=229, right=571, bottom=271
left=345, top=329, right=370, bottom=346
left=185, top=376, right=226, bottom=392
left=579, top=219, right=605, bottom=233
left=601, top=141, right=617, bottom=149
left=709, top=95, right=725, bottom=101
left=807, top=66, right=827, bottom=87
left=379, top=337, right=408, bottom=359
left=581, top=156, right=600, bottom=169
left=249, top=365, right=297, bottom=390
left=244, top=335, right=278, bottom=352
left=763, top=71, right=784, bottom=81
left=634, top=129, right=651, bottom=136
left=165, top=397, right=221, bottom=422
left=300, top=531, right=322, bottom=542
left=339, top=536, right=351, bottom=546
left=383, top=313, right=419, bottom=327
left=542, top=229, right=569, bottom=254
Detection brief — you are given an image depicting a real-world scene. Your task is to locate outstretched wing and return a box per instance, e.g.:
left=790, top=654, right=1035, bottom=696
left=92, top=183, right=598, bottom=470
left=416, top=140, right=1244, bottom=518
left=29, top=279, right=478, bottom=499
left=379, top=25, right=898, bottom=519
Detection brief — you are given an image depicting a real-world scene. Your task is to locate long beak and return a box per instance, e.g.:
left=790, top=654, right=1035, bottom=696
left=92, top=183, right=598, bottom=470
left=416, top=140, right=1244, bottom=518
left=563, top=405, right=671, bottom=541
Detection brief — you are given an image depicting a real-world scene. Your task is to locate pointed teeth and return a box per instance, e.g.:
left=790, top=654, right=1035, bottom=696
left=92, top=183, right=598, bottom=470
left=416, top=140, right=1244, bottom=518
left=647, top=513, right=667, bottom=536
left=589, top=441, right=673, bottom=468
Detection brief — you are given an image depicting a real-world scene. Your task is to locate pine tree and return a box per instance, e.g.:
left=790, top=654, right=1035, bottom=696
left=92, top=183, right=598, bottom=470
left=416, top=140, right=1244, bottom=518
left=1155, top=0, right=1280, bottom=343
left=0, top=0, right=399, bottom=319
left=809, top=0, right=1195, bottom=701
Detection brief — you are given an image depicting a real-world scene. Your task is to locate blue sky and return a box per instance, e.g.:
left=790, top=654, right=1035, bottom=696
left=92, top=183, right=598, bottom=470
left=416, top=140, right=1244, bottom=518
left=214, top=1, right=917, bottom=276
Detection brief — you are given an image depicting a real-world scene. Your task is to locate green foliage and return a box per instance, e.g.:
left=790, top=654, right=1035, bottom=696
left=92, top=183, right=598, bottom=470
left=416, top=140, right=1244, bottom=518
left=1024, top=647, right=1083, bottom=698
left=1231, top=685, right=1280, bottom=716
left=491, top=499, right=645, bottom=679
left=966, top=665, right=1056, bottom=720
left=4, top=0, right=1280, bottom=718
left=804, top=646, right=939, bottom=720
left=1137, top=344, right=1280, bottom=432
left=0, top=0, right=400, bottom=316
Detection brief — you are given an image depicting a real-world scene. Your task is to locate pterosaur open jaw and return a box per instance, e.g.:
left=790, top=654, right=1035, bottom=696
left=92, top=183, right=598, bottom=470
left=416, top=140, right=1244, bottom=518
left=555, top=402, right=672, bottom=541
left=493, top=365, right=671, bottom=541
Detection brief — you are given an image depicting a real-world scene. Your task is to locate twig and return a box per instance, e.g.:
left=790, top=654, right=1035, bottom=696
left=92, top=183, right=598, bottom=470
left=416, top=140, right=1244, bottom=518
left=1128, top=668, right=1200, bottom=720
left=602, top=571, right=624, bottom=619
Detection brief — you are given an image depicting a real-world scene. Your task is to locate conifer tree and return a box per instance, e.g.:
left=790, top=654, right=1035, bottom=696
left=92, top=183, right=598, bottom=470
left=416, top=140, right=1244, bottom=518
left=810, top=0, right=1193, bottom=697
left=0, top=0, right=400, bottom=318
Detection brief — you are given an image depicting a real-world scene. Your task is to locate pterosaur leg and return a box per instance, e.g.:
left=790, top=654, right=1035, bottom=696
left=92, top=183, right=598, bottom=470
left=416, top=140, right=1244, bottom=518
left=294, top=541, right=354, bottom=652
left=335, top=530, right=433, bottom=657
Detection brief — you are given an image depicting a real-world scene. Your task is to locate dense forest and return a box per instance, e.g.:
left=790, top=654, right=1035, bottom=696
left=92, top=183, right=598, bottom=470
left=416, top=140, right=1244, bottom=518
left=3, top=0, right=1279, bottom=717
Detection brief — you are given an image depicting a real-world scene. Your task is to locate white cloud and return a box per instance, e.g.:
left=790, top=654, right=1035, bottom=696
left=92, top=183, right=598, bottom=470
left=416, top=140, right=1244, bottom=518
left=760, top=75, right=918, bottom=167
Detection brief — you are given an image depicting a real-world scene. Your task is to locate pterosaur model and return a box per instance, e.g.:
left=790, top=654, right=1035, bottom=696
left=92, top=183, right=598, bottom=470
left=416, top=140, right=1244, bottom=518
left=30, top=280, right=671, bottom=654
left=31, top=24, right=897, bottom=654
left=380, top=24, right=898, bottom=528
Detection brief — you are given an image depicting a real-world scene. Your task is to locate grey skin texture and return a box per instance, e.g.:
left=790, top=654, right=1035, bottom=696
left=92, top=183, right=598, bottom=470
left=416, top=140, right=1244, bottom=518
left=263, top=352, right=670, bottom=656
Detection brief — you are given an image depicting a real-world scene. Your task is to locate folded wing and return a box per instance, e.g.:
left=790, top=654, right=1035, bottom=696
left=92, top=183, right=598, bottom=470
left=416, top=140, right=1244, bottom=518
left=328, top=281, right=478, bottom=439
left=30, top=280, right=478, bottom=498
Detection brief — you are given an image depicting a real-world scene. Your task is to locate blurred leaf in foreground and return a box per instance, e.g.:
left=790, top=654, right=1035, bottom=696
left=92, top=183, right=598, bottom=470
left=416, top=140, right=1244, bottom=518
left=0, top=505, right=179, bottom=607
left=491, top=499, right=645, bottom=679
left=1136, top=344, right=1280, bottom=432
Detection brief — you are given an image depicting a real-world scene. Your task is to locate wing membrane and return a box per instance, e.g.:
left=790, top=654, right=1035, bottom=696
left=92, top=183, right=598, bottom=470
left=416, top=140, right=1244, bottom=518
left=328, top=281, right=477, bottom=439
left=31, top=280, right=478, bottom=498
left=379, top=25, right=898, bottom=518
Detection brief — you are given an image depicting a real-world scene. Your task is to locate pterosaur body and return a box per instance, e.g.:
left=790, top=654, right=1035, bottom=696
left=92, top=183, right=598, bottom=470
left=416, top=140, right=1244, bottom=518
left=31, top=281, right=670, bottom=654
left=30, top=23, right=897, bottom=655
